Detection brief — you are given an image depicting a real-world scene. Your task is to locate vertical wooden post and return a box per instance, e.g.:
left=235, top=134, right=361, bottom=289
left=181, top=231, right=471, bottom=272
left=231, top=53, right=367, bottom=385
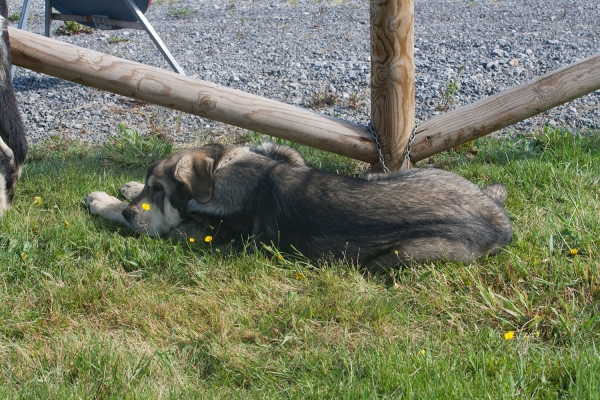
left=370, top=0, right=415, bottom=171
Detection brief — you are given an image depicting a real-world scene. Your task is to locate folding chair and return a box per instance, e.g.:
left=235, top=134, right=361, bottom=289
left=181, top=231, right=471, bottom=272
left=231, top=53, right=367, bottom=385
left=16, top=0, right=185, bottom=74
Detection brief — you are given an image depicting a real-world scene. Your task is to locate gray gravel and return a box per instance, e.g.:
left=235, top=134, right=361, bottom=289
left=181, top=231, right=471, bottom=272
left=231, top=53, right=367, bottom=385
left=7, top=0, right=600, bottom=147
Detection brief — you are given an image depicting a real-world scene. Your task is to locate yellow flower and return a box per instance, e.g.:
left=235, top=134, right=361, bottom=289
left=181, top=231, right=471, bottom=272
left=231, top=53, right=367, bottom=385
left=419, top=349, right=426, bottom=355
left=64, top=220, right=70, bottom=227
left=33, top=196, right=42, bottom=206
left=277, top=254, right=284, bottom=261
left=295, top=272, right=305, bottom=280
left=141, top=203, right=151, bottom=211
left=504, top=331, right=515, bottom=340
left=204, top=235, right=213, bottom=243
left=535, top=331, right=540, bottom=338
left=569, top=248, right=578, bottom=256
left=20, top=252, right=27, bottom=259
left=189, top=237, right=195, bottom=243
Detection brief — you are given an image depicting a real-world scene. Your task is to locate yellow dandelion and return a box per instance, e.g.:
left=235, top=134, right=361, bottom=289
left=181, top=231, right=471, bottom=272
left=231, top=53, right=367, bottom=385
left=204, top=235, right=213, bottom=243
left=295, top=272, right=305, bottom=280
left=20, top=252, right=27, bottom=259
left=64, top=220, right=70, bottom=227
left=569, top=248, right=578, bottom=256
left=277, top=254, right=284, bottom=261
left=33, top=196, right=42, bottom=206
left=419, top=349, right=426, bottom=355
left=504, top=331, right=515, bottom=340
left=141, top=203, right=151, bottom=211
left=189, top=237, right=195, bottom=243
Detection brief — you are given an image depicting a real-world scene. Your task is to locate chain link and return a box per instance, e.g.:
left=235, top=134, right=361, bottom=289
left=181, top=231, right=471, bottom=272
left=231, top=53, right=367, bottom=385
left=401, top=122, right=419, bottom=170
left=368, top=121, right=419, bottom=173
left=367, top=122, right=389, bottom=173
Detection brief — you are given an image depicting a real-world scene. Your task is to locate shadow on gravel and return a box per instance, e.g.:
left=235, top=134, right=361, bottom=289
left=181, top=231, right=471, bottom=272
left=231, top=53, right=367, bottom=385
left=13, top=76, right=75, bottom=92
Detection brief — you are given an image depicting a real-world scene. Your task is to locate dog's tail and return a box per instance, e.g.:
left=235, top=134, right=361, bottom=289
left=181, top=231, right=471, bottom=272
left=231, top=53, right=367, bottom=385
left=0, top=0, right=27, bottom=168
left=482, top=182, right=508, bottom=206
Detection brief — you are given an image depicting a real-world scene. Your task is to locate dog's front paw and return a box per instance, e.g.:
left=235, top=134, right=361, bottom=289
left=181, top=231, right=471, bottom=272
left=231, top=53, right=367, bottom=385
left=120, top=182, right=144, bottom=200
left=86, top=191, right=128, bottom=223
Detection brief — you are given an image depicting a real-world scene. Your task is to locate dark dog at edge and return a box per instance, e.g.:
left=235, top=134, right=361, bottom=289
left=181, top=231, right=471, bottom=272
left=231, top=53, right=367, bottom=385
left=0, top=0, right=27, bottom=219
left=87, top=142, right=512, bottom=270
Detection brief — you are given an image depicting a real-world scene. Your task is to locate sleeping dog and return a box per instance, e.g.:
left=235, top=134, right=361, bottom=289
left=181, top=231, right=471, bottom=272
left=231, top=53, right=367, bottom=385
left=87, top=142, right=512, bottom=269
left=0, top=1, right=27, bottom=219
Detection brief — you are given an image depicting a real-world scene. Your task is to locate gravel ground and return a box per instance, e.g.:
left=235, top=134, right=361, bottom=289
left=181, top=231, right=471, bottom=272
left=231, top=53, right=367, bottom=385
left=6, top=0, right=600, bottom=147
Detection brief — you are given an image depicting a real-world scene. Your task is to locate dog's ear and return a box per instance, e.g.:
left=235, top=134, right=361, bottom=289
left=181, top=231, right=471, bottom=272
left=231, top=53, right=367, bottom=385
left=173, top=153, right=215, bottom=203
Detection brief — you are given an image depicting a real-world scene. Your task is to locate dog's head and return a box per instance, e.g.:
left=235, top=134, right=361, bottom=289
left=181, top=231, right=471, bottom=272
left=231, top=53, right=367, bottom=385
left=121, top=146, right=226, bottom=237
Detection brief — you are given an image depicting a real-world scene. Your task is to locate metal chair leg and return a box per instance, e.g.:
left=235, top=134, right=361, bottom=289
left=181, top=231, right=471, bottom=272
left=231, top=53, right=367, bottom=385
left=123, top=0, right=185, bottom=75
left=44, top=0, right=51, bottom=37
left=17, top=0, right=32, bottom=30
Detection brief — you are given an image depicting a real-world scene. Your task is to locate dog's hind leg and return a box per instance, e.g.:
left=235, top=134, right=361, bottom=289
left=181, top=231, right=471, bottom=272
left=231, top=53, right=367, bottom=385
left=120, top=182, right=145, bottom=200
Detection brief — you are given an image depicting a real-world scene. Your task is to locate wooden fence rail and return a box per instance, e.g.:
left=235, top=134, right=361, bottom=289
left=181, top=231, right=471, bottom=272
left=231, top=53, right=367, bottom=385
left=8, top=26, right=378, bottom=162
left=8, top=26, right=600, bottom=165
left=412, top=52, right=600, bottom=162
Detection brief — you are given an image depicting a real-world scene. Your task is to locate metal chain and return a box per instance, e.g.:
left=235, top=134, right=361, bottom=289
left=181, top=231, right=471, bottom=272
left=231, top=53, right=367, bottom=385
left=367, top=122, right=390, bottom=173
left=401, top=121, right=419, bottom=170
left=368, top=121, right=419, bottom=173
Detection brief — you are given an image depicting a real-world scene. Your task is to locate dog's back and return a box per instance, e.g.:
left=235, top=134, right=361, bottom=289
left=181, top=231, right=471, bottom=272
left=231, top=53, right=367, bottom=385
left=0, top=0, right=27, bottom=217
left=232, top=145, right=512, bottom=268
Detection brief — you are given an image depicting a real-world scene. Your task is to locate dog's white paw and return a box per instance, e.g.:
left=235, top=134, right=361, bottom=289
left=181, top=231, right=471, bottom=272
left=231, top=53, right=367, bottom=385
left=120, top=181, right=144, bottom=200
left=86, top=191, right=128, bottom=223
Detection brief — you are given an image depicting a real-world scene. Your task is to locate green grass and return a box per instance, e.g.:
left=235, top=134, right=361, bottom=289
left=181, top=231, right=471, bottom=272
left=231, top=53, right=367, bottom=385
left=0, top=127, right=599, bottom=398
left=53, top=21, right=93, bottom=36
left=168, top=6, right=195, bottom=19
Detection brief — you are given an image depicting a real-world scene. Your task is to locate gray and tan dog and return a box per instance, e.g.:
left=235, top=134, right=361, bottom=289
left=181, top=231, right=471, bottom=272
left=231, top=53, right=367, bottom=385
left=0, top=0, right=27, bottom=219
left=87, top=142, right=512, bottom=269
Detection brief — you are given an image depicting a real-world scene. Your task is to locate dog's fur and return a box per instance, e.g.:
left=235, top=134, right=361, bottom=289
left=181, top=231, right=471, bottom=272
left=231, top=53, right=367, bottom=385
left=87, top=142, right=512, bottom=269
left=0, top=0, right=27, bottom=219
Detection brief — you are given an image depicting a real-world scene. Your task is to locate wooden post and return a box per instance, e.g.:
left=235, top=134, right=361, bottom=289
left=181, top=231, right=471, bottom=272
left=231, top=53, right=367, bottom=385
left=370, top=0, right=414, bottom=171
left=8, top=27, right=378, bottom=163
left=410, top=52, right=600, bottom=162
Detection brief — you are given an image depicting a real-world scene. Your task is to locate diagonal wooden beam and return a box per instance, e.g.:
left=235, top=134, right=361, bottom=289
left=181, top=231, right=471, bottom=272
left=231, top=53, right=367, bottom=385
left=8, top=27, right=378, bottom=162
left=411, top=53, right=600, bottom=162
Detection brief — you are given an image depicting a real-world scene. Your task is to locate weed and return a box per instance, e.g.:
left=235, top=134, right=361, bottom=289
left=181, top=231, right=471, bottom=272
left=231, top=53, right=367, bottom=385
left=168, top=6, right=194, bottom=19
left=437, top=65, right=465, bottom=111
left=310, top=88, right=340, bottom=108
left=101, top=123, right=173, bottom=167
left=54, top=21, right=93, bottom=36
left=153, top=0, right=179, bottom=5
left=107, top=36, right=130, bottom=44
left=346, top=90, right=366, bottom=109
left=8, top=13, right=20, bottom=22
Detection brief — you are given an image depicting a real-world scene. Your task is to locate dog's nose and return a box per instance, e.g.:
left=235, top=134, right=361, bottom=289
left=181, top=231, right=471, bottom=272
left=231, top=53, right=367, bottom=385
left=122, top=208, right=134, bottom=222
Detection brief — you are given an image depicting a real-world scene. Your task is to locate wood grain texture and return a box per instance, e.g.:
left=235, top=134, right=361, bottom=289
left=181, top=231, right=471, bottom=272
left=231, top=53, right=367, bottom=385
left=8, top=27, right=378, bottom=162
left=411, top=53, right=600, bottom=162
left=370, top=0, right=414, bottom=171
